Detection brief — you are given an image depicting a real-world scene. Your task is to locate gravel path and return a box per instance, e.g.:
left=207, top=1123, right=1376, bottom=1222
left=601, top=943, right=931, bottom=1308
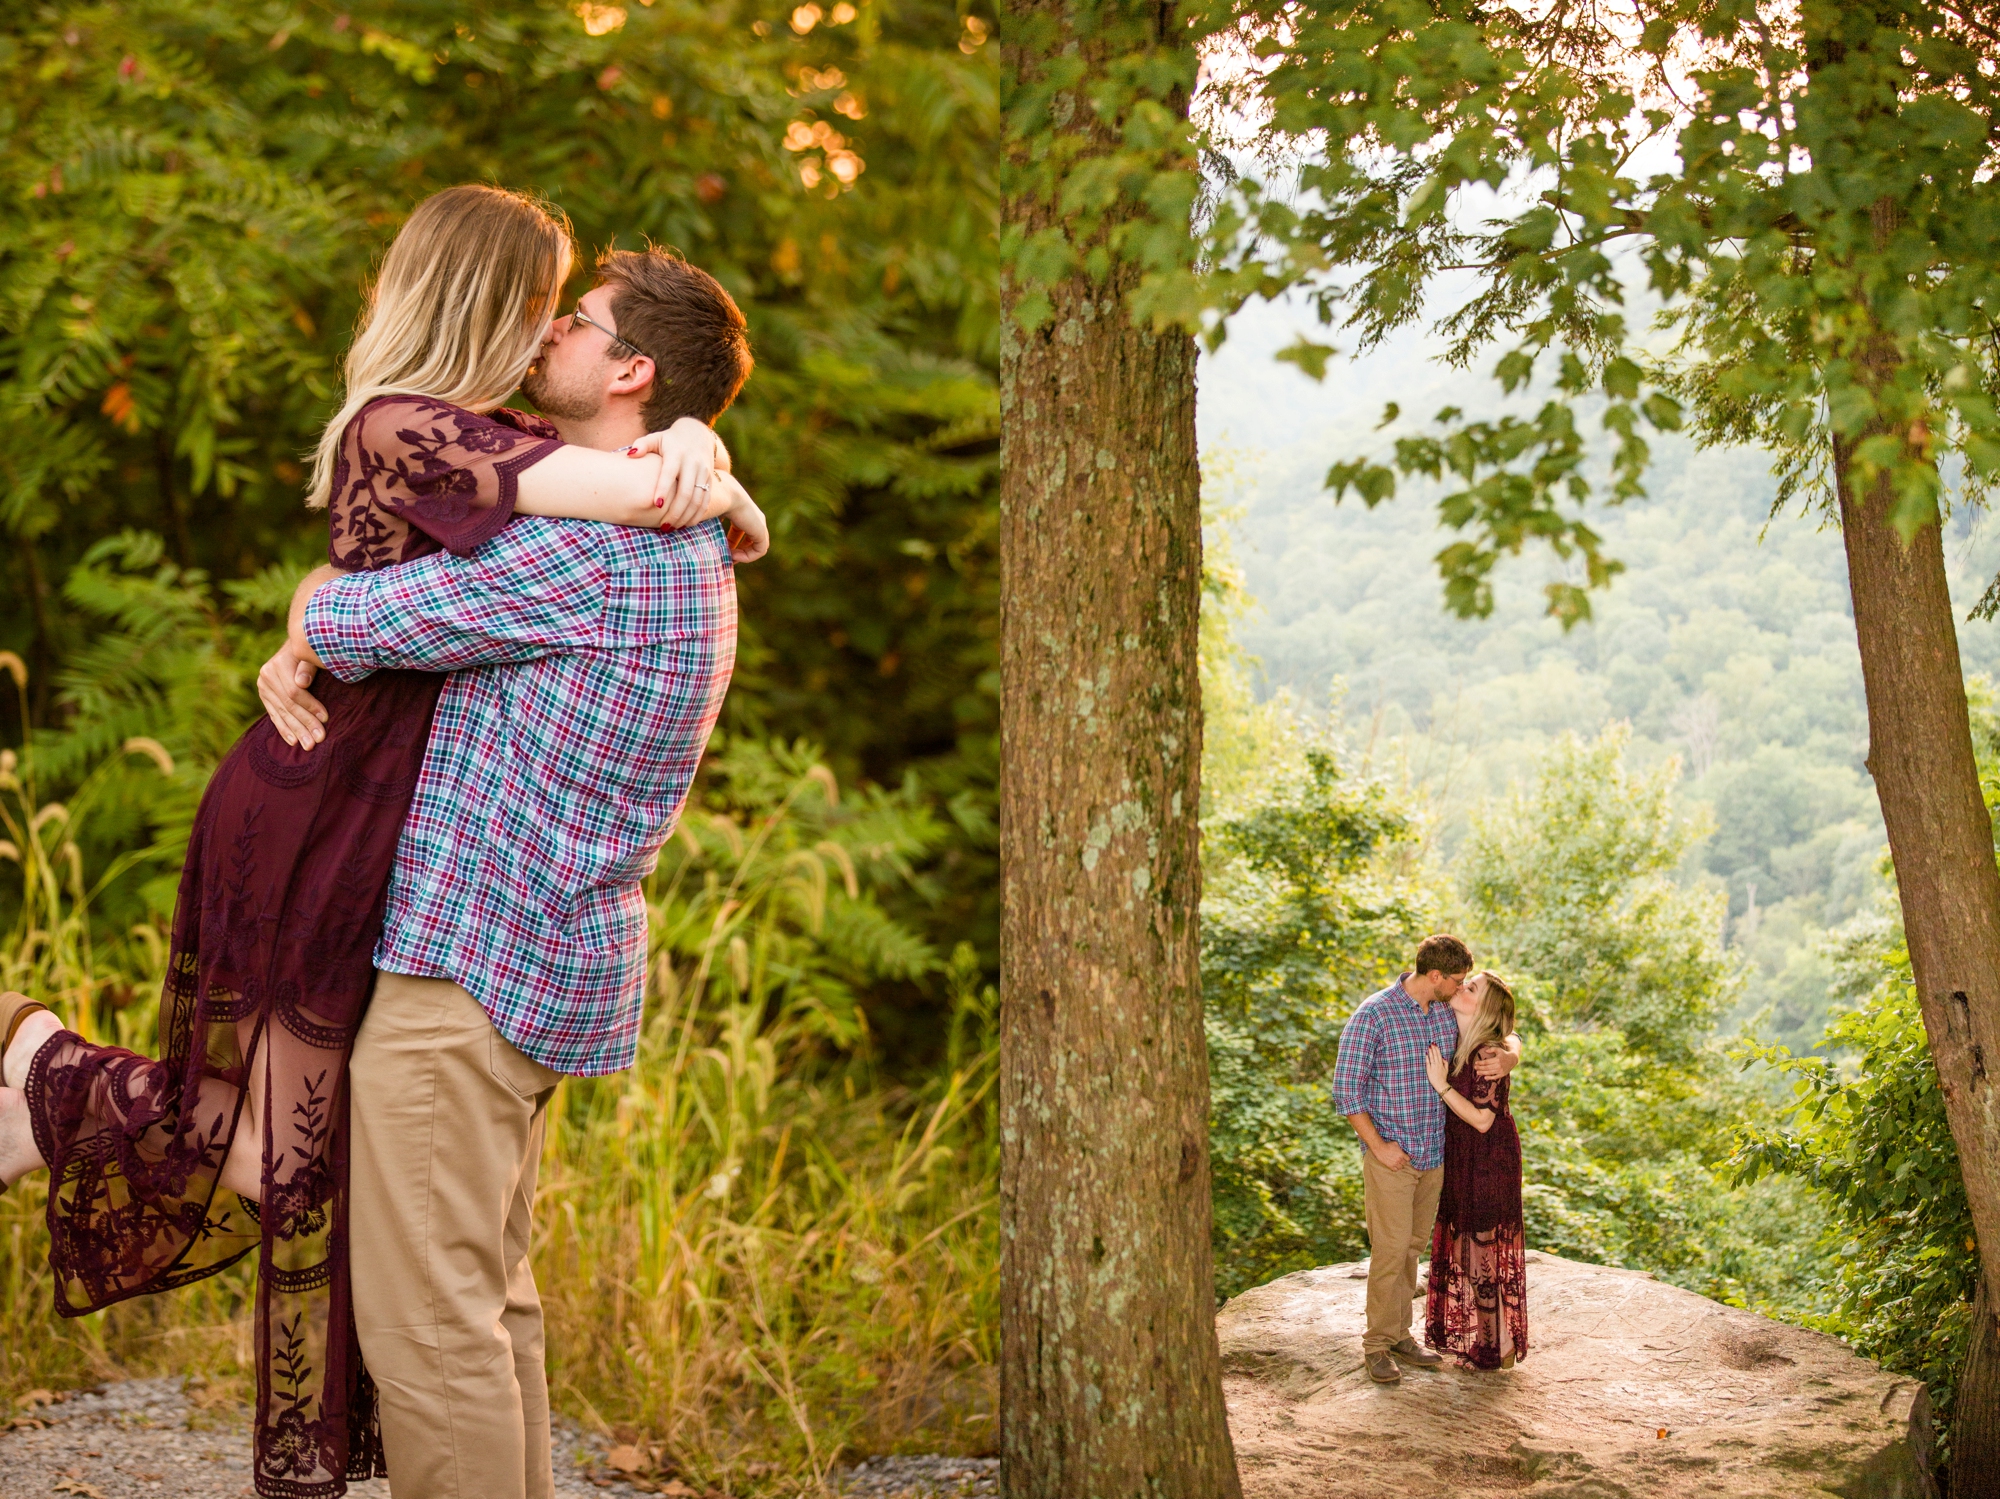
left=827, top=1456, right=996, bottom=1497
left=0, top=1380, right=996, bottom=1499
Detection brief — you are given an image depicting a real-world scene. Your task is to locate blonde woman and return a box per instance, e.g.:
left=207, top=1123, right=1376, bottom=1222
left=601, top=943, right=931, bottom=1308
left=0, top=184, right=756, bottom=1497
left=1422, top=970, right=1529, bottom=1369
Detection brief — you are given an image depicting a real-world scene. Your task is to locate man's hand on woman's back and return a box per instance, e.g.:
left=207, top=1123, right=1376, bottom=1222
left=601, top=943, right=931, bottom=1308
left=1473, top=1033, right=1523, bottom=1081
left=260, top=640, right=328, bottom=749
left=257, top=564, right=345, bottom=749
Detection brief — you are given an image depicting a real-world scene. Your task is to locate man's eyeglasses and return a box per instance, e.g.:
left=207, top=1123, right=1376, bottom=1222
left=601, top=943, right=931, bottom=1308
left=565, top=303, right=656, bottom=367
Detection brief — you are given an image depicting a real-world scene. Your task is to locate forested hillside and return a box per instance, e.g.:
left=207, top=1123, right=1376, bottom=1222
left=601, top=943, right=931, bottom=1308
left=1199, top=300, right=2000, bottom=1052
left=1191, top=306, right=1986, bottom=1459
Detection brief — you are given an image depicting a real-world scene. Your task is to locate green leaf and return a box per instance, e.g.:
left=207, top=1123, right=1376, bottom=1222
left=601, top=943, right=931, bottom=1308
left=1603, top=357, right=1642, bottom=400
left=1274, top=336, right=1338, bottom=382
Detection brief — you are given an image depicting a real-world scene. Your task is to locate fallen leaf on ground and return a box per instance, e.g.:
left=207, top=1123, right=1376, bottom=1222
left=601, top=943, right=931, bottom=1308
left=54, top=1480, right=109, bottom=1499
left=607, top=1444, right=647, bottom=1473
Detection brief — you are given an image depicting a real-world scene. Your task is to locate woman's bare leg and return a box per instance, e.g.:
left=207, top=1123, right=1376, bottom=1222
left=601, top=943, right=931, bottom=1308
left=217, top=1042, right=264, bottom=1203
left=0, top=1088, right=44, bottom=1184
left=0, top=1010, right=261, bottom=1202
left=0, top=1010, right=62, bottom=1186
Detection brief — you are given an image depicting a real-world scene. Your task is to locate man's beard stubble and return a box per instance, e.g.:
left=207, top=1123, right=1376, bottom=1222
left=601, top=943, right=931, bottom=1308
left=520, top=352, right=605, bottom=423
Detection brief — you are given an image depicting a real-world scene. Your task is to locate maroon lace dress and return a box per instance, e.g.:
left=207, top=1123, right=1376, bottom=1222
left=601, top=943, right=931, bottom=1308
left=1423, top=1048, right=1528, bottom=1370
left=25, top=396, right=561, bottom=1498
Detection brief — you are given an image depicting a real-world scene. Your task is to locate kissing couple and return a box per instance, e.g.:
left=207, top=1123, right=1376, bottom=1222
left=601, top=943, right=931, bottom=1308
left=1334, top=933, right=1531, bottom=1381
left=0, top=183, right=760, bottom=1498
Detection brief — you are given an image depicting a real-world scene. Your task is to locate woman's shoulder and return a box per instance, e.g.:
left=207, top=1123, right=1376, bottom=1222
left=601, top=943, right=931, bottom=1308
left=350, top=391, right=458, bottom=426
left=346, top=395, right=557, bottom=452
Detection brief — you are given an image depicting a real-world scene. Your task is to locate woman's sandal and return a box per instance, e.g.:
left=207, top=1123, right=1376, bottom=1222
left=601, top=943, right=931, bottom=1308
left=0, top=992, right=51, bottom=1196
left=0, top=991, right=50, bottom=1089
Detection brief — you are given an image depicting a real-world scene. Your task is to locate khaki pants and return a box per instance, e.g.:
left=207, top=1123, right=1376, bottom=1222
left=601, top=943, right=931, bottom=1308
left=1361, top=1148, right=1445, bottom=1355
left=350, top=971, right=563, bottom=1499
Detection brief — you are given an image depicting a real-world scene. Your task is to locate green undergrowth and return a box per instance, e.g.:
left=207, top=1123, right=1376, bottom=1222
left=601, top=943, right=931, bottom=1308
left=0, top=683, right=999, bottom=1491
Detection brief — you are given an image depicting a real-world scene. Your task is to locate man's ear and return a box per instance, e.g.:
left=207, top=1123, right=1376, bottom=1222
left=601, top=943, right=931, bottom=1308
left=606, top=353, right=656, bottom=400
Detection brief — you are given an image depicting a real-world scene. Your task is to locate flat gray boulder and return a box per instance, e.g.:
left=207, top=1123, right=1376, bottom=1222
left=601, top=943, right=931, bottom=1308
left=1218, top=1250, right=1935, bottom=1498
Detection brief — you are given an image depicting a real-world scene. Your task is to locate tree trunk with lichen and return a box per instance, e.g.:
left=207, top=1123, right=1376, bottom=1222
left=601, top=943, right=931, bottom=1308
left=1959, top=1278, right=2000, bottom=1493
left=1803, top=16, right=2000, bottom=1469
left=995, top=1, right=1241, bottom=1494
left=1840, top=454, right=2000, bottom=1495
left=1836, top=430, right=2000, bottom=1499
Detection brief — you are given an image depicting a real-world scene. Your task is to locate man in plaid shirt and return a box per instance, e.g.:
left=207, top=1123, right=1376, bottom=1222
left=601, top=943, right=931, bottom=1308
left=262, top=251, right=754, bottom=1499
left=1334, top=934, right=1520, bottom=1384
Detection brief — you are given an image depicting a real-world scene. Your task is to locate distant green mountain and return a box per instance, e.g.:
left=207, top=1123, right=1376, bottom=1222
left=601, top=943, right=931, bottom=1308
left=1197, top=301, right=2000, bottom=1051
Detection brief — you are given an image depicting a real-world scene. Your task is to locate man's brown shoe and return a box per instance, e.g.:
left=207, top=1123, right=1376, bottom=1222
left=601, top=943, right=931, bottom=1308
left=1366, top=1352, right=1401, bottom=1384
left=1390, top=1338, right=1444, bottom=1368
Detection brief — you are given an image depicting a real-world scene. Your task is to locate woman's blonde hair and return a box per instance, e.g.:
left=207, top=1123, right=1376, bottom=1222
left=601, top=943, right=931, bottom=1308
left=1453, top=971, right=1517, bottom=1074
left=306, top=184, right=574, bottom=508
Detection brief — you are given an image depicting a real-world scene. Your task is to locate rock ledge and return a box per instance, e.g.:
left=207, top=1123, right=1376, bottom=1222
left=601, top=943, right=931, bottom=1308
left=1218, top=1251, right=1935, bottom=1499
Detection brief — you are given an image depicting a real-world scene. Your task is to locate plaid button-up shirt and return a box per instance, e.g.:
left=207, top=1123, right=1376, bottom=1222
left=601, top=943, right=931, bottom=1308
left=304, top=515, right=736, bottom=1075
left=1332, top=976, right=1461, bottom=1171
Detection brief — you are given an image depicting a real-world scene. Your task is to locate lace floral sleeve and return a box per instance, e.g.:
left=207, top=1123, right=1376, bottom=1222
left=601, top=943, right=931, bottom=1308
left=327, top=397, right=562, bottom=570
left=1466, top=1051, right=1507, bottom=1110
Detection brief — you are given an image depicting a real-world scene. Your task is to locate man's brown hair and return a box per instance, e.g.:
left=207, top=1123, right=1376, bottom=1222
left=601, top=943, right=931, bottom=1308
left=1413, top=933, right=1474, bottom=977
left=594, top=245, right=752, bottom=429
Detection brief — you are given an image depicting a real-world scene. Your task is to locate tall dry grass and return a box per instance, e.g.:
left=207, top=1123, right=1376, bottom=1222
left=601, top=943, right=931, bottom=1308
left=0, top=649, right=254, bottom=1398
left=0, top=669, right=997, bottom=1488
left=537, top=757, right=999, bottom=1486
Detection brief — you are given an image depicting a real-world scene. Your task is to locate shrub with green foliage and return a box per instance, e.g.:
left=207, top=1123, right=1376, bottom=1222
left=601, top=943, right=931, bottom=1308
left=1458, top=726, right=1731, bottom=1066
left=1202, top=745, right=1429, bottom=1296
left=1456, top=728, right=1825, bottom=1310
left=2, top=0, right=1002, bottom=1013
left=1734, top=949, right=1973, bottom=1458
left=1726, top=684, right=2000, bottom=1471
left=1202, top=719, right=1828, bottom=1310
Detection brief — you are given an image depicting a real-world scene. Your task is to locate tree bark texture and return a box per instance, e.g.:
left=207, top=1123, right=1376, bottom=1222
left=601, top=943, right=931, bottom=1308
left=1803, top=18, right=2000, bottom=1473
left=1957, top=1277, right=2000, bottom=1496
left=1836, top=444, right=2000, bottom=1378
left=996, top=3, right=1241, bottom=1494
